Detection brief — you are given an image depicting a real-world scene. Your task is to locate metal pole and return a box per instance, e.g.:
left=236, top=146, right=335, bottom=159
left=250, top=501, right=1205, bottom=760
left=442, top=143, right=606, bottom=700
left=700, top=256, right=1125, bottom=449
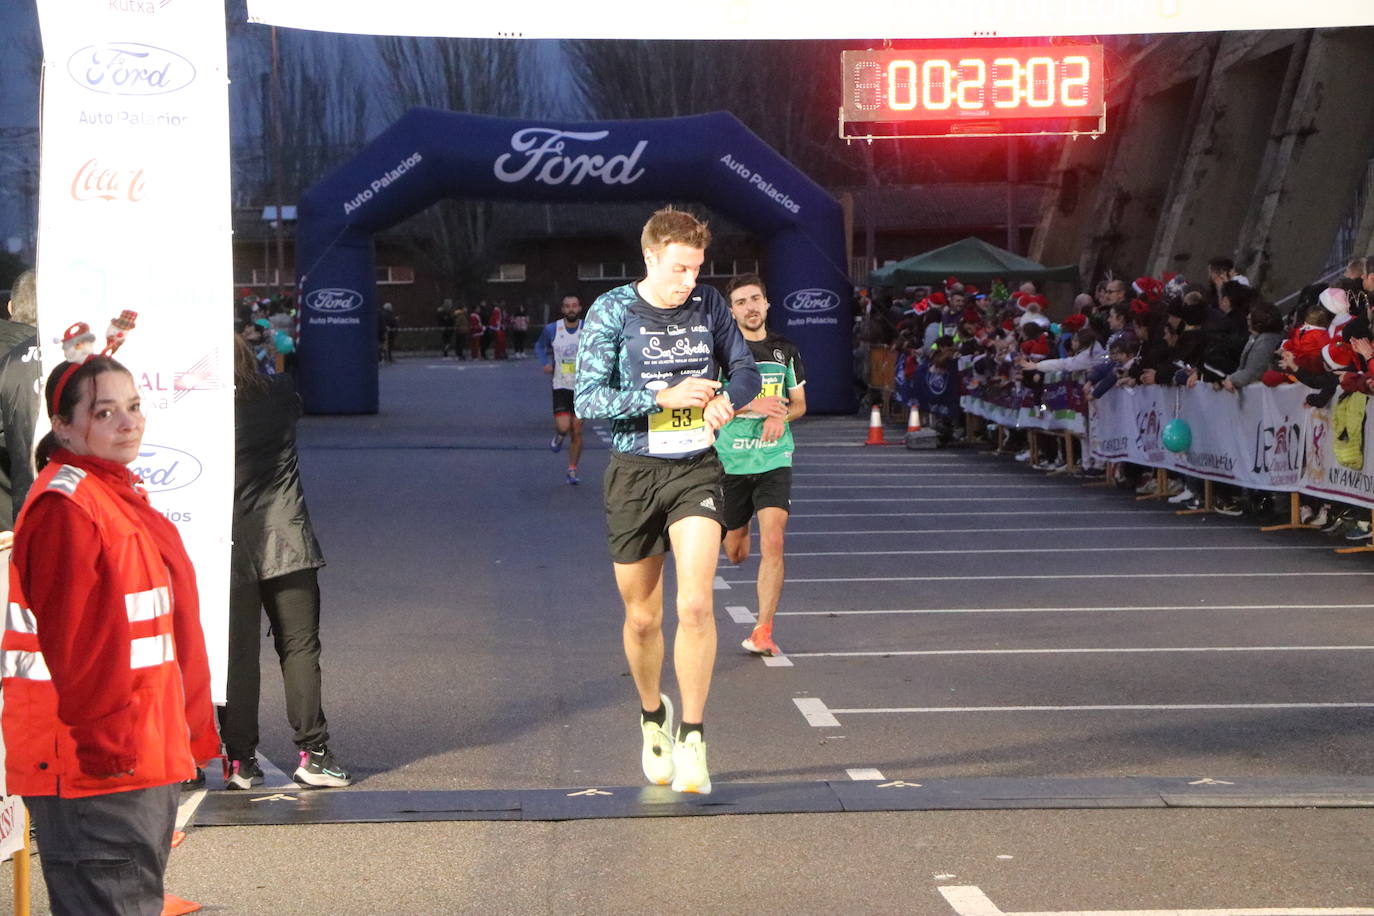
left=270, top=26, right=287, bottom=300
left=13, top=808, right=30, bottom=916
left=1006, top=137, right=1019, bottom=255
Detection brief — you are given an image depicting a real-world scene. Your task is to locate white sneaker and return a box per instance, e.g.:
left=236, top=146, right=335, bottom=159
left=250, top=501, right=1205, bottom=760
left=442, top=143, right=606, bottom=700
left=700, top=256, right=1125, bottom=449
left=1135, top=477, right=1158, bottom=496
left=1014, top=449, right=1030, bottom=462
left=670, top=730, right=711, bottom=794
left=640, top=694, right=675, bottom=786
left=1308, top=505, right=1330, bottom=528
left=1168, top=487, right=1196, bottom=505
left=1164, top=478, right=1183, bottom=496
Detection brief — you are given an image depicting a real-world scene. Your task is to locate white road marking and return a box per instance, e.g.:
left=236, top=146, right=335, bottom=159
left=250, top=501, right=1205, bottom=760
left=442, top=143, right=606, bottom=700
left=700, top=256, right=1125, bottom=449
left=794, top=497, right=1097, bottom=503
left=762, top=654, right=794, bottom=668
left=175, top=789, right=205, bottom=831
left=785, top=545, right=1328, bottom=558
left=791, top=484, right=1040, bottom=490
left=790, top=510, right=1165, bottom=518
left=725, top=605, right=756, bottom=624
left=779, top=604, right=1374, bottom=617
left=937, top=884, right=1374, bottom=916
left=724, top=571, right=1374, bottom=584
left=828, top=702, right=1374, bottom=716
left=793, top=697, right=841, bottom=726
left=785, top=526, right=1248, bottom=536
left=791, top=472, right=1023, bottom=477
left=846, top=768, right=885, bottom=780
left=788, top=645, right=1374, bottom=658
left=713, top=576, right=730, bottom=590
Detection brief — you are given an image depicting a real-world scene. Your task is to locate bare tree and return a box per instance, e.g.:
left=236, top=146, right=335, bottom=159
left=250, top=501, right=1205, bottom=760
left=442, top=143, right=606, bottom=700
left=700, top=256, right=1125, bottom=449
left=373, top=37, right=548, bottom=303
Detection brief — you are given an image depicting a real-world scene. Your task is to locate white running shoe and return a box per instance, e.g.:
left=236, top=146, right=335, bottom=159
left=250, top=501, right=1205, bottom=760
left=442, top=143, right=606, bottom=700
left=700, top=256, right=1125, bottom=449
left=1168, top=487, right=1196, bottom=505
left=670, top=730, right=711, bottom=795
left=640, top=694, right=675, bottom=786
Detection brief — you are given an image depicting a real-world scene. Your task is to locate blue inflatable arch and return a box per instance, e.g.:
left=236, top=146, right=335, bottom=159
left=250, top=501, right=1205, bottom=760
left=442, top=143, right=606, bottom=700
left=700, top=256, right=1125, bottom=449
left=295, top=108, right=854, bottom=414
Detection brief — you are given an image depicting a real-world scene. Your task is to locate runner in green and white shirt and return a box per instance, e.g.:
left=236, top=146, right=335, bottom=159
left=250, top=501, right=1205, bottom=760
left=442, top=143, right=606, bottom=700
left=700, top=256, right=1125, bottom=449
left=715, top=274, right=807, bottom=657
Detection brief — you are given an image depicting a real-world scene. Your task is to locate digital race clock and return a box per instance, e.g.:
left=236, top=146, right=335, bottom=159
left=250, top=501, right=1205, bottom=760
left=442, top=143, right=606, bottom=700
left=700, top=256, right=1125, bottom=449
left=839, top=44, right=1105, bottom=139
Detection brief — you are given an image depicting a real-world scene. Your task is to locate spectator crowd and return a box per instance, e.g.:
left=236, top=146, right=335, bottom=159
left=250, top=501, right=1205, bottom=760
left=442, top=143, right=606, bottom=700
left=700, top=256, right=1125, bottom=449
left=858, top=255, right=1374, bottom=539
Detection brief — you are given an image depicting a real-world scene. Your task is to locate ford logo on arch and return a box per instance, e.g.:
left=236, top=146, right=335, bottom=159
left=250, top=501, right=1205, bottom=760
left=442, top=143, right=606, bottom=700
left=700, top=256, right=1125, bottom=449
left=68, top=42, right=196, bottom=96
left=131, top=444, right=202, bottom=493
left=782, top=288, right=840, bottom=314
left=304, top=288, right=364, bottom=313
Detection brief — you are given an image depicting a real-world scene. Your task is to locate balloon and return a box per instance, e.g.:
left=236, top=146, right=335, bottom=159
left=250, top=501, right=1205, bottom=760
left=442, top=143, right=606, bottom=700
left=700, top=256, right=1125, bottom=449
left=274, top=330, right=296, bottom=355
left=1162, top=418, right=1192, bottom=453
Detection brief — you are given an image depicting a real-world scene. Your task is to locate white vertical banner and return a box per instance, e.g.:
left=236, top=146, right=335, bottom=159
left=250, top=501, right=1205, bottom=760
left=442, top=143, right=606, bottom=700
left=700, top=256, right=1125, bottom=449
left=0, top=544, right=26, bottom=863
left=34, top=2, right=232, bottom=700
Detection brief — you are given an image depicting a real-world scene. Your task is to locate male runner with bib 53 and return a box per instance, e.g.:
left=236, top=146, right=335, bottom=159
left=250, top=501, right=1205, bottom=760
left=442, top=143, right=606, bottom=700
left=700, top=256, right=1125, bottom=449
left=575, top=208, right=761, bottom=794
left=716, top=274, right=805, bottom=657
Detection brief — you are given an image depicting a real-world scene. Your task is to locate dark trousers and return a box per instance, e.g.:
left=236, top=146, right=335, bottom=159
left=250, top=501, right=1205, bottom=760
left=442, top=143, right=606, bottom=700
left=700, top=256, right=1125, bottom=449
left=27, top=783, right=179, bottom=916
left=218, top=567, right=329, bottom=760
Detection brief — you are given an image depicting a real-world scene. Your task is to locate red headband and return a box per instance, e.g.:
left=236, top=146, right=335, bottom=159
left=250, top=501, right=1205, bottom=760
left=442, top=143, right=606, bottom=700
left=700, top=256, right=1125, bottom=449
left=49, top=357, right=96, bottom=418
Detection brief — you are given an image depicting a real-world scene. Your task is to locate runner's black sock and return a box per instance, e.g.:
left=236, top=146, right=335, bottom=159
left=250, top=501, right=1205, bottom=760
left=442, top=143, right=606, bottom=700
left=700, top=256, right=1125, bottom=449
left=678, top=722, right=704, bottom=741
left=641, top=703, right=666, bottom=727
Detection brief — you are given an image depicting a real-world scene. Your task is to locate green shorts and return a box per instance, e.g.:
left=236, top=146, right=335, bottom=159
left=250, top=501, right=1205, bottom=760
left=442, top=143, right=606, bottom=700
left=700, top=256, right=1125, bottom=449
left=602, top=450, right=725, bottom=563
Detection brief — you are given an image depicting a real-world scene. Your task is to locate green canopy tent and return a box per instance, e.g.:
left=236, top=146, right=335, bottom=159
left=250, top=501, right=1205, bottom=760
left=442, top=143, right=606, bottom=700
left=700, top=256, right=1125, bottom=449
left=868, top=237, right=1077, bottom=288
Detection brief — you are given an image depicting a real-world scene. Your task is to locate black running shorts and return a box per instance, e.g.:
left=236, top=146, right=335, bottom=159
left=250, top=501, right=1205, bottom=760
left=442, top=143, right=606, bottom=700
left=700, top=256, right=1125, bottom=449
left=602, top=450, right=725, bottom=563
left=552, top=387, right=575, bottom=416
left=721, top=466, right=793, bottom=532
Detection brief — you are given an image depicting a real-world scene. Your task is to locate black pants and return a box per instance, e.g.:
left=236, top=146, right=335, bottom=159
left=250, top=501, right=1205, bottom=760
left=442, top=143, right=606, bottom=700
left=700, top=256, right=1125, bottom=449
left=27, top=783, right=179, bottom=916
left=219, top=567, right=329, bottom=760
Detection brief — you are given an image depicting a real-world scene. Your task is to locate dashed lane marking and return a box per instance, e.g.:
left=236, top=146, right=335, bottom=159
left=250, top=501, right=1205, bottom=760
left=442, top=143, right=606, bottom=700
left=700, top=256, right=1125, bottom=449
left=937, top=884, right=1374, bottom=916
left=713, top=576, right=730, bottom=590
left=784, top=545, right=1331, bottom=558
left=846, top=768, right=885, bottom=780
left=793, top=697, right=841, bottom=726
left=762, top=654, right=793, bottom=668
left=786, top=525, right=1252, bottom=536
left=724, top=571, right=1374, bottom=585
left=778, top=604, right=1374, bottom=617
left=787, top=645, right=1374, bottom=658
left=804, top=701, right=1374, bottom=723
left=725, top=605, right=756, bottom=624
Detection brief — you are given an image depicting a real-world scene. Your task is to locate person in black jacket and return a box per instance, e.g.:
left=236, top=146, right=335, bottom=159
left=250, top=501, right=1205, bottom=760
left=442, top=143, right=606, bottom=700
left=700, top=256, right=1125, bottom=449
left=0, top=270, right=38, bottom=528
left=221, top=335, right=351, bottom=790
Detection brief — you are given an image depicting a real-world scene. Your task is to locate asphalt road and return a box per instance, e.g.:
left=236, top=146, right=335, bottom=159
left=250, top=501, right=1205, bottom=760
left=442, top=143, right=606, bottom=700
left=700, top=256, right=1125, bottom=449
left=7, top=356, right=1373, bottom=914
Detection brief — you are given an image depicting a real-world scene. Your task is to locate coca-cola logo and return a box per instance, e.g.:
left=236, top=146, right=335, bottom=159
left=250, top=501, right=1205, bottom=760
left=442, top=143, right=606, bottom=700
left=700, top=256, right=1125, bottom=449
left=782, top=288, right=840, bottom=314
left=131, top=443, right=202, bottom=493
left=305, top=288, right=364, bottom=314
left=494, top=128, right=647, bottom=186
left=70, top=159, right=146, bottom=202
left=67, top=42, right=195, bottom=96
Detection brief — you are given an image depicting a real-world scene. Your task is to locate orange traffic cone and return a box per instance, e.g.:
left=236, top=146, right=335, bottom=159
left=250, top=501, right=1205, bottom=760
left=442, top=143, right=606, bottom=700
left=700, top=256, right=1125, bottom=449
left=865, top=404, right=887, bottom=446
left=906, top=405, right=922, bottom=434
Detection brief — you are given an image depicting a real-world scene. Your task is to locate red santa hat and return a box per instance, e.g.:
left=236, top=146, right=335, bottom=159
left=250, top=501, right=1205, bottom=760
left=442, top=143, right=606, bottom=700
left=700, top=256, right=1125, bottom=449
left=1322, top=341, right=1355, bottom=371
left=961, top=307, right=981, bottom=325
left=1129, top=298, right=1152, bottom=318
left=912, top=298, right=930, bottom=314
left=1133, top=276, right=1164, bottom=300
left=928, top=292, right=947, bottom=307
left=944, top=276, right=959, bottom=288
left=58, top=321, right=97, bottom=363
left=1061, top=314, right=1088, bottom=332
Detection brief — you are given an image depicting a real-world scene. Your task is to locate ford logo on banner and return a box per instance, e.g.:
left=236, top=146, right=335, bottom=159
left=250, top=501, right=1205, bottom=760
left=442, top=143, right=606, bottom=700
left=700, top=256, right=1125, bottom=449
left=131, top=444, right=203, bottom=493
left=68, top=42, right=196, bottom=96
left=782, top=288, right=840, bottom=314
left=304, top=288, right=364, bottom=313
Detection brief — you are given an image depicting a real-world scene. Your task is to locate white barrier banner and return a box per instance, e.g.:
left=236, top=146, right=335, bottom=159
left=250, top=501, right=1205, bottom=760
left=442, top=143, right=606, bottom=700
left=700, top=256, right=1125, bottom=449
left=35, top=2, right=232, bottom=699
left=1301, top=396, right=1374, bottom=510
left=1090, top=384, right=1314, bottom=493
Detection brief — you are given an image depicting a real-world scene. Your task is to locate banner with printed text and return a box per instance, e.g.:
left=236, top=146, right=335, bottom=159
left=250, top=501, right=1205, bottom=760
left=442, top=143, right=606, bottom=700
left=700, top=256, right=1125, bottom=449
left=1089, top=384, right=1315, bottom=493
left=1300, top=394, right=1374, bottom=509
left=34, top=1, right=232, bottom=699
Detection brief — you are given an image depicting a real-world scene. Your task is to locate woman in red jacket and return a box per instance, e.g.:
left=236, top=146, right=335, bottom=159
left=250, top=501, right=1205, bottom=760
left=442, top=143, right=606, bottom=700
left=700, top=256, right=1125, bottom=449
left=1, top=355, right=219, bottom=915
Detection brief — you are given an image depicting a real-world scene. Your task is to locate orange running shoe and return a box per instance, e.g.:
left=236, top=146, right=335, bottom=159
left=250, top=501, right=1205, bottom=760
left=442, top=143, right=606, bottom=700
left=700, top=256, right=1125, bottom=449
left=741, top=624, right=780, bottom=657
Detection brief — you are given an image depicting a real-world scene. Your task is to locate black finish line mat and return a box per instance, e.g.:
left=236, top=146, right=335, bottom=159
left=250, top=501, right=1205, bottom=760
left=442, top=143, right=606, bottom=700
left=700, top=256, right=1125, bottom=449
left=192, top=776, right=1374, bottom=827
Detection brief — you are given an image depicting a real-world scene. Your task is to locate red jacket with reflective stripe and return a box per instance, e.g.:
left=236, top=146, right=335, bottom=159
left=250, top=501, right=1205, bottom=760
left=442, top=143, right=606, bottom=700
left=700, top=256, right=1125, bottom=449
left=3, top=454, right=219, bottom=798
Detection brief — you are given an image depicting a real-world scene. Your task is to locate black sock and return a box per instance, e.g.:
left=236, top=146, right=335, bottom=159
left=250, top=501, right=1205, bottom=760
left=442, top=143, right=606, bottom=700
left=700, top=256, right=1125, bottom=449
left=641, top=702, right=666, bottom=726
left=678, top=722, right=704, bottom=741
